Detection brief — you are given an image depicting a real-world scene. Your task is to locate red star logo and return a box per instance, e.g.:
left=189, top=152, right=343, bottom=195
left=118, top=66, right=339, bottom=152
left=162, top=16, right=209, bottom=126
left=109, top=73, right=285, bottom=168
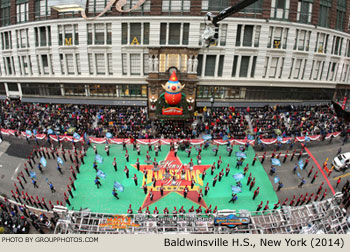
left=131, top=151, right=211, bottom=209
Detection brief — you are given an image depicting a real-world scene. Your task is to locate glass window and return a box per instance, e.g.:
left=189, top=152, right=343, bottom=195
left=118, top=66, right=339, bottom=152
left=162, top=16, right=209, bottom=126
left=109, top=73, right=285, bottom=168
left=130, top=23, right=141, bottom=44
left=143, top=23, right=150, bottom=45
left=182, top=23, right=189, bottom=45
left=122, top=53, right=127, bottom=75
left=197, top=54, right=203, bottom=76
left=205, top=55, right=216, bottom=77
left=90, top=84, right=117, bottom=97
left=218, top=55, right=224, bottom=77
left=95, top=53, right=105, bottom=75
left=319, top=0, right=332, bottom=28
left=239, top=56, right=250, bottom=77
left=122, top=23, right=128, bottom=45
left=16, top=1, right=29, bottom=23
left=169, top=23, right=181, bottom=45
left=243, top=25, right=253, bottom=47
left=0, top=83, right=6, bottom=95
left=1, top=0, right=11, bottom=26
left=162, top=0, right=191, bottom=12
left=64, top=84, right=86, bottom=96
left=130, top=54, right=141, bottom=75
left=202, top=0, right=229, bottom=11
left=95, top=24, right=105, bottom=45
left=7, top=83, right=18, bottom=91
left=232, top=55, right=238, bottom=77
left=160, top=23, right=167, bottom=45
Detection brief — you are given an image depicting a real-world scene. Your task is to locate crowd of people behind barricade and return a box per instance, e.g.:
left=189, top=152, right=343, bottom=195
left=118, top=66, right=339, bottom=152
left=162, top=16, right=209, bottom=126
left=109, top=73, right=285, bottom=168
left=250, top=104, right=349, bottom=139
left=1, top=99, right=350, bottom=141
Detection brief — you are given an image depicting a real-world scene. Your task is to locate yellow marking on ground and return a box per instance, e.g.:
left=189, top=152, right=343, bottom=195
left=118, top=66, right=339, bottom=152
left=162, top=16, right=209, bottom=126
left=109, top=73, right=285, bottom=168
left=333, top=173, right=350, bottom=180
left=280, top=181, right=324, bottom=191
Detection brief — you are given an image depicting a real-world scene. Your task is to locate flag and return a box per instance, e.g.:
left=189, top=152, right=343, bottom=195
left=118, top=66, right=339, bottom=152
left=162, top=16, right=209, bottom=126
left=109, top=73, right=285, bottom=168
left=274, top=176, right=280, bottom=184
left=30, top=171, right=36, bottom=179
left=95, top=154, right=103, bottom=164
left=304, top=136, right=310, bottom=142
left=235, top=152, right=247, bottom=159
left=233, top=173, right=244, bottom=181
left=296, top=172, right=301, bottom=178
left=247, top=135, right=255, bottom=140
left=223, top=135, right=229, bottom=141
left=25, top=130, right=32, bottom=136
left=73, top=132, right=80, bottom=140
left=231, top=186, right=242, bottom=193
left=277, top=136, right=283, bottom=142
left=106, top=132, right=113, bottom=138
left=40, top=157, right=47, bottom=167
left=33, top=129, right=37, bottom=135
left=47, top=129, right=54, bottom=135
left=114, top=181, right=124, bottom=192
left=298, top=159, right=304, bottom=170
left=271, top=158, right=281, bottom=166
left=57, top=157, right=64, bottom=165
left=97, top=170, right=106, bottom=179
left=202, top=134, right=212, bottom=141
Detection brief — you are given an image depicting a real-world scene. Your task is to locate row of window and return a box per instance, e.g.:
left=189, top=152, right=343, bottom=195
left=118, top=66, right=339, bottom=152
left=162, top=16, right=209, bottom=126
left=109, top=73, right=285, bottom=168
left=1, top=1, right=348, bottom=32
left=2, top=23, right=349, bottom=58
left=18, top=83, right=148, bottom=98
left=196, top=85, right=334, bottom=101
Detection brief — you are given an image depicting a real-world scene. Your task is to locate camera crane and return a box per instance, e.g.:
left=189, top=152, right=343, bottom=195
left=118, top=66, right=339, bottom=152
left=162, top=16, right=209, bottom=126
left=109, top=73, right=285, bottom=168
left=202, top=0, right=258, bottom=47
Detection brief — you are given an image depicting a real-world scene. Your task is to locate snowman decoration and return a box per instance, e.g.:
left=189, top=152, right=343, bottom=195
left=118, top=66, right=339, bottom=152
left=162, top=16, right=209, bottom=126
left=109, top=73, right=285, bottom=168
left=161, top=71, right=185, bottom=106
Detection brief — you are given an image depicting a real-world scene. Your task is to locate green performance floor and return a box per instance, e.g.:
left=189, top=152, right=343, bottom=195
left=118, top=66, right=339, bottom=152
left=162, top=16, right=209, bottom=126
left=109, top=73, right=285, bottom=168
left=68, top=144, right=278, bottom=214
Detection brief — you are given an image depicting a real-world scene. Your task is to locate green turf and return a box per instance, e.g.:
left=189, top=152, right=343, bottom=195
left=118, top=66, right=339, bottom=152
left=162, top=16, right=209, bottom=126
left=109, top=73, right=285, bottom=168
left=68, top=144, right=278, bottom=214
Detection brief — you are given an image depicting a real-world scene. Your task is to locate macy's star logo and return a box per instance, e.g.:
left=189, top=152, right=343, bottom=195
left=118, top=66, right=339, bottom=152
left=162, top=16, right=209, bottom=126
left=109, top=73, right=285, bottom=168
left=131, top=151, right=211, bottom=209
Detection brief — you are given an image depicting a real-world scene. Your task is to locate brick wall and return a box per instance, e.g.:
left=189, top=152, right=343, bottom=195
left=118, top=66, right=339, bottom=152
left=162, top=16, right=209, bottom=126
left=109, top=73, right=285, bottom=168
left=329, top=0, right=338, bottom=29
left=262, top=0, right=271, bottom=19
left=289, top=0, right=298, bottom=22
left=311, top=0, right=320, bottom=25
left=190, top=0, right=202, bottom=16
left=28, top=0, right=35, bottom=22
left=10, top=0, right=16, bottom=25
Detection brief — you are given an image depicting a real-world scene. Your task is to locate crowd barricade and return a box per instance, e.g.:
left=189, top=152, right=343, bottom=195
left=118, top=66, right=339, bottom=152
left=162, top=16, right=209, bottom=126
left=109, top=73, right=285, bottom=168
left=0, top=128, right=342, bottom=146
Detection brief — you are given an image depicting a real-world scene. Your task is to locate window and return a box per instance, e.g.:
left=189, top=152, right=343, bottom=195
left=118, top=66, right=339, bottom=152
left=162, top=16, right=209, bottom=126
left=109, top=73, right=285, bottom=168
left=169, top=23, right=181, bottom=45
left=119, top=84, right=147, bottom=97
left=66, top=54, right=74, bottom=75
left=162, top=0, right=190, bottom=12
left=236, top=25, right=261, bottom=47
left=205, top=55, right=216, bottom=77
left=160, top=23, right=190, bottom=45
left=267, top=27, right=288, bottom=49
left=336, top=0, right=346, bottom=31
left=122, top=53, right=127, bottom=75
left=64, top=84, right=86, bottom=96
left=232, top=56, right=238, bottom=77
left=16, top=29, right=29, bottom=48
left=202, top=0, right=229, bottom=11
left=271, top=0, right=289, bottom=20
left=318, top=0, right=332, bottom=28
left=34, top=0, right=50, bottom=19
left=88, top=0, right=109, bottom=14
left=293, top=58, right=303, bottom=79
left=121, top=23, right=150, bottom=45
left=34, top=26, right=51, bottom=47
left=16, top=0, right=29, bottom=23
left=269, top=57, right=279, bottom=78
left=298, top=0, right=312, bottom=24
left=220, top=24, right=228, bottom=46
left=58, top=24, right=79, bottom=46
left=315, top=32, right=329, bottom=53
left=218, top=55, right=224, bottom=77
left=123, top=0, right=151, bottom=12
left=87, top=23, right=112, bottom=45
left=239, top=56, right=250, bottom=77
left=130, top=23, right=141, bottom=44
left=1, top=31, right=12, bottom=50
left=76, top=54, right=81, bottom=75
left=0, top=83, right=6, bottom=95
left=130, top=54, right=141, bottom=75
left=89, top=84, right=117, bottom=97
left=197, top=86, right=246, bottom=100
left=88, top=53, right=94, bottom=74
left=332, top=36, right=343, bottom=56
left=95, top=54, right=106, bottom=75
left=1, top=0, right=11, bottom=26
left=294, top=29, right=311, bottom=51
left=41, top=54, right=49, bottom=75
left=143, top=54, right=149, bottom=75
left=107, top=53, right=113, bottom=75
left=197, top=54, right=203, bottom=76
left=241, top=0, right=263, bottom=14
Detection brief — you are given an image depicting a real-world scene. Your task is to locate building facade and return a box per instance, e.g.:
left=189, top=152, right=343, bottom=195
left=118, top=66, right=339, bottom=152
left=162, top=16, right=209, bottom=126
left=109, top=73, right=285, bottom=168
left=0, top=0, right=350, bottom=111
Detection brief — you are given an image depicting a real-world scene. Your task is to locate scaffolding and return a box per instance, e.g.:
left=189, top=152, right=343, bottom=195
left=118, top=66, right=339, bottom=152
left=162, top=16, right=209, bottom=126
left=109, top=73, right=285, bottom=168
left=54, top=194, right=350, bottom=234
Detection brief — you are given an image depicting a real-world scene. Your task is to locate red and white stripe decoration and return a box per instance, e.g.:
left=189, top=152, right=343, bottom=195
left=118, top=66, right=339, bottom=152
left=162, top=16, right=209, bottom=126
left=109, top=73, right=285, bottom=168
left=0, top=128, right=342, bottom=146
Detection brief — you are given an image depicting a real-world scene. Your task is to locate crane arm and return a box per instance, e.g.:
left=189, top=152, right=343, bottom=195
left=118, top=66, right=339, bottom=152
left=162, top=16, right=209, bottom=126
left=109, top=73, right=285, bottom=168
left=202, top=0, right=259, bottom=47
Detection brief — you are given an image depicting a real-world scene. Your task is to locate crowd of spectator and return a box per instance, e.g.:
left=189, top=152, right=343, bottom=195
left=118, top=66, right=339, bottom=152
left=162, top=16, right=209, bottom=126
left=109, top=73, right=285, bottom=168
left=1, top=99, right=349, bottom=140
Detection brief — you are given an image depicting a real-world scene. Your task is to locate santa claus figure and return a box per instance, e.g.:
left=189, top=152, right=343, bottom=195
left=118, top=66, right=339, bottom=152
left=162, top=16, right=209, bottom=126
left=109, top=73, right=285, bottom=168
left=161, top=71, right=185, bottom=106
